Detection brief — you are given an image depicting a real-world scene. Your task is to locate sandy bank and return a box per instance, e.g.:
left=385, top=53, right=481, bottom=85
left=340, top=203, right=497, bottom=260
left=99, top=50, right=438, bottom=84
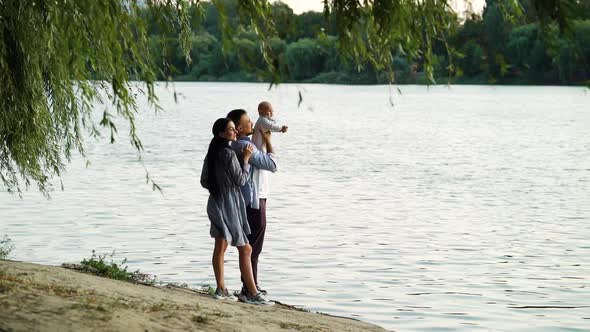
left=0, top=260, right=387, bottom=332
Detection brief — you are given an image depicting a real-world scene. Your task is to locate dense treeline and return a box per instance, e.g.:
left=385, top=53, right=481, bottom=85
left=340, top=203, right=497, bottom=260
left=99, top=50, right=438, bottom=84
left=146, top=0, right=589, bottom=85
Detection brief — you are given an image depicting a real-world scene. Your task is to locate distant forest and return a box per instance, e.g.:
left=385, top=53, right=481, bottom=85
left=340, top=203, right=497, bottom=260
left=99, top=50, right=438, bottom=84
left=146, top=0, right=590, bottom=85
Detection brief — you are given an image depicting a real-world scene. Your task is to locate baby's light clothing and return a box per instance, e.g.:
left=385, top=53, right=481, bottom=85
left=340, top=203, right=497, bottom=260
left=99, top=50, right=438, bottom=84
left=252, top=116, right=283, bottom=153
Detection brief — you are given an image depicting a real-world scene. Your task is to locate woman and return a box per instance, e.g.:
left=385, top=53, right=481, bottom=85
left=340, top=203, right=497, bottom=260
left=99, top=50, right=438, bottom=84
left=200, top=118, right=273, bottom=306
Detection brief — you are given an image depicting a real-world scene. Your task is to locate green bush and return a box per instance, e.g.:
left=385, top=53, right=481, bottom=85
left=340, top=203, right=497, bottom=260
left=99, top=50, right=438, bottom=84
left=0, top=235, right=14, bottom=260
left=79, top=251, right=156, bottom=285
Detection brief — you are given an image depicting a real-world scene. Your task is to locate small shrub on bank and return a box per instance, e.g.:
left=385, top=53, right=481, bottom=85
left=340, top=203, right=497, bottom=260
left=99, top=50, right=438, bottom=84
left=201, top=284, right=216, bottom=296
left=0, top=235, right=14, bottom=260
left=77, top=251, right=156, bottom=285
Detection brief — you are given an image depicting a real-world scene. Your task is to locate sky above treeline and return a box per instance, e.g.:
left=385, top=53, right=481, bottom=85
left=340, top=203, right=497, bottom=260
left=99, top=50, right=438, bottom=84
left=272, top=0, right=486, bottom=15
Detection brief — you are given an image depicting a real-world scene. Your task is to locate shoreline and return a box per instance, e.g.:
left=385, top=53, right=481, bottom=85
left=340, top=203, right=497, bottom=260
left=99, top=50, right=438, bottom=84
left=158, top=80, right=590, bottom=87
left=0, top=260, right=387, bottom=332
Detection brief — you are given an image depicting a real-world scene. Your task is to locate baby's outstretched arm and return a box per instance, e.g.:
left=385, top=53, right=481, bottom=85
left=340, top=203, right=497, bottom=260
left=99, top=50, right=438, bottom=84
left=259, top=117, right=284, bottom=133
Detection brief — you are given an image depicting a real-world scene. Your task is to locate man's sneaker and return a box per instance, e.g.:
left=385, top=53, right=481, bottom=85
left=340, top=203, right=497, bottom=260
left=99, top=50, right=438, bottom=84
left=239, top=292, right=274, bottom=306
left=256, top=285, right=268, bottom=296
left=237, top=290, right=248, bottom=303
left=241, top=285, right=268, bottom=296
left=213, top=288, right=237, bottom=301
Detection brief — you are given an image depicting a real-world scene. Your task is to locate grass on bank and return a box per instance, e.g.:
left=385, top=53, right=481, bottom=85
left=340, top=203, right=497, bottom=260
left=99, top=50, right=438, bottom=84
left=67, top=250, right=157, bottom=285
left=67, top=252, right=218, bottom=298
left=0, top=235, right=14, bottom=260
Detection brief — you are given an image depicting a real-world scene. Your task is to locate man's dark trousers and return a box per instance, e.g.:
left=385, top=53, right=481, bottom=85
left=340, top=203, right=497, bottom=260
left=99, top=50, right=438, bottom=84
left=243, top=198, right=266, bottom=286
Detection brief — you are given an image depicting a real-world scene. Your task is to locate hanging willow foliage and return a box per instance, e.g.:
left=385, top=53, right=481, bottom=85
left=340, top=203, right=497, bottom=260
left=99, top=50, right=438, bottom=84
left=0, top=0, right=194, bottom=194
left=0, top=0, right=580, bottom=195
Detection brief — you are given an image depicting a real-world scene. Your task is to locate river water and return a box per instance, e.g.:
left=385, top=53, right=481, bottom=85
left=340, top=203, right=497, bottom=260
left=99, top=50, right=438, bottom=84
left=2, top=83, right=589, bottom=331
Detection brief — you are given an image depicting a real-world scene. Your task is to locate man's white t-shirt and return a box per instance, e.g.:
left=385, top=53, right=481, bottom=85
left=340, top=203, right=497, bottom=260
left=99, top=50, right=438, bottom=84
left=256, top=169, right=270, bottom=199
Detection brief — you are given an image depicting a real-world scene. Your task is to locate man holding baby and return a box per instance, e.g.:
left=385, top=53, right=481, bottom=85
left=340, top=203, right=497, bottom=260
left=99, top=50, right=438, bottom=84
left=227, top=101, right=287, bottom=301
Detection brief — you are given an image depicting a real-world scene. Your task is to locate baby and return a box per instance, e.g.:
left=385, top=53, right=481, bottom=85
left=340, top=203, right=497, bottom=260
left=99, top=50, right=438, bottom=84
left=252, top=101, right=288, bottom=152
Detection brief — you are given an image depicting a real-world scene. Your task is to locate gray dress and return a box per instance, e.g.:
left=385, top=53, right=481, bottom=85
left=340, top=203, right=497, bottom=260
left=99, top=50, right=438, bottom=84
left=200, top=147, right=251, bottom=246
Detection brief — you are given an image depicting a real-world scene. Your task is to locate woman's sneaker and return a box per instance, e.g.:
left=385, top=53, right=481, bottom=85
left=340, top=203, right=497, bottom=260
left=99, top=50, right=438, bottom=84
left=238, top=292, right=274, bottom=306
left=213, top=288, right=237, bottom=301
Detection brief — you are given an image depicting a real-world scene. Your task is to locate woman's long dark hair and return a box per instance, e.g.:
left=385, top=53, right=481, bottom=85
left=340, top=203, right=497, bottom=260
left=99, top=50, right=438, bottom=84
left=205, top=118, right=231, bottom=197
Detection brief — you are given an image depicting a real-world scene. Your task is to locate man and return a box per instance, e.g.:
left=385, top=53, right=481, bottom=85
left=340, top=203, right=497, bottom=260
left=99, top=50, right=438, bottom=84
left=226, top=108, right=277, bottom=300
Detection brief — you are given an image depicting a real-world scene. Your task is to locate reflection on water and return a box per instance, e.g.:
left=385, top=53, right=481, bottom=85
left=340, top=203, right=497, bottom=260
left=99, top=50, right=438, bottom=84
left=2, top=83, right=589, bottom=331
